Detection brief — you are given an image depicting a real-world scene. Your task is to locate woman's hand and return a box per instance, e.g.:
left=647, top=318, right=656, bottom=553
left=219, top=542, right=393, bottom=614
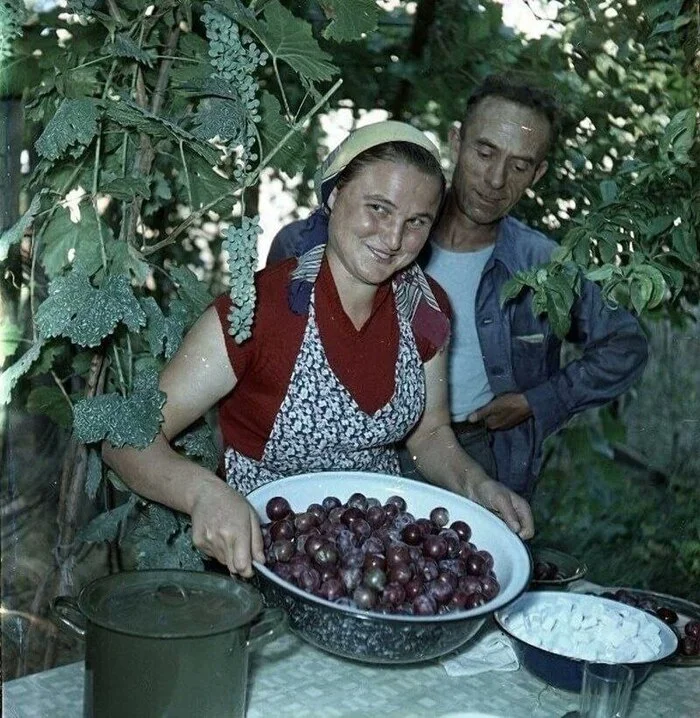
left=468, top=477, right=534, bottom=540
left=190, top=481, right=265, bottom=577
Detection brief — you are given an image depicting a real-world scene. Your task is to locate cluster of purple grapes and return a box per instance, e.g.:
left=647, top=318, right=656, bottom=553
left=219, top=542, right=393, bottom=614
left=261, top=492, right=500, bottom=616
left=602, top=589, right=700, bottom=657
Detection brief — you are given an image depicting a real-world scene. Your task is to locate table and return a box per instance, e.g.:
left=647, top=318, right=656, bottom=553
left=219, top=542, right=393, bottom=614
left=4, top=622, right=700, bottom=718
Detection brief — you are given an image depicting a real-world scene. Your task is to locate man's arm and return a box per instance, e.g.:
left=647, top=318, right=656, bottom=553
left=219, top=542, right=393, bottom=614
left=406, top=348, right=534, bottom=538
left=524, top=278, right=649, bottom=440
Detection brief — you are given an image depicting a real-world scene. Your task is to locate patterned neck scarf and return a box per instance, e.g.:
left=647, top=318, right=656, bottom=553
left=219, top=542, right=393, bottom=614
left=287, top=209, right=450, bottom=350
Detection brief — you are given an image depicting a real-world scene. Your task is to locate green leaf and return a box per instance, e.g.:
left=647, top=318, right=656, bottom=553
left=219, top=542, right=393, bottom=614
left=585, top=265, right=615, bottom=282
left=73, top=368, right=166, bottom=448
left=100, top=176, right=151, bottom=201
left=107, top=241, right=150, bottom=284
left=26, top=386, right=73, bottom=427
left=36, top=269, right=146, bottom=347
left=40, top=205, right=112, bottom=279
left=85, top=448, right=103, bottom=500
left=661, top=109, right=696, bottom=157
left=0, top=322, right=23, bottom=365
left=258, top=91, right=304, bottom=175
left=545, top=290, right=572, bottom=338
left=599, top=180, right=618, bottom=204
left=632, top=265, right=667, bottom=309
left=192, top=97, right=246, bottom=145
left=0, top=194, right=42, bottom=263
left=320, top=0, right=378, bottom=42
left=499, top=277, right=525, bottom=306
left=103, top=97, right=220, bottom=167
left=105, top=33, right=156, bottom=67
left=78, top=495, right=137, bottom=543
left=256, top=1, right=337, bottom=82
left=644, top=215, right=675, bottom=238
left=140, top=297, right=188, bottom=360
left=0, top=341, right=44, bottom=405
left=176, top=150, right=236, bottom=211
left=175, top=423, right=219, bottom=471
left=35, top=99, right=100, bottom=162
left=630, top=275, right=654, bottom=315
left=671, top=225, right=698, bottom=266
left=169, top=265, right=214, bottom=319
left=650, top=14, right=692, bottom=36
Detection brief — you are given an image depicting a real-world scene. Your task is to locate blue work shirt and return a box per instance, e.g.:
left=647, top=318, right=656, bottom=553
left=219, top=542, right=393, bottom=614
left=421, top=216, right=648, bottom=497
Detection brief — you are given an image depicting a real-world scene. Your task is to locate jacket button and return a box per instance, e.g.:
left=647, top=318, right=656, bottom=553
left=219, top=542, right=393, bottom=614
left=481, top=318, right=493, bottom=325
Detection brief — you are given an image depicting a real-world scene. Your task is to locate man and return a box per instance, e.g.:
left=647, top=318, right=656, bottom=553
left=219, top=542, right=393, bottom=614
left=267, top=76, right=648, bottom=499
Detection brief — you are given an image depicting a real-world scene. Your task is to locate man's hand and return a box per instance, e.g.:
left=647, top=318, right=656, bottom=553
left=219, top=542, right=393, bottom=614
left=190, top=481, right=265, bottom=577
left=468, top=392, right=532, bottom=430
left=468, top=477, right=535, bottom=540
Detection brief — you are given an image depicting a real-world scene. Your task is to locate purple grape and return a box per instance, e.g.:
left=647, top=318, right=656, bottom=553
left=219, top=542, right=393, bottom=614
left=339, top=566, right=362, bottom=592
left=313, top=542, right=339, bottom=568
left=294, top=512, right=314, bottom=533
left=272, top=562, right=294, bottom=582
left=347, top=492, right=368, bottom=512
left=474, top=549, right=494, bottom=571
left=361, top=536, right=385, bottom=555
left=439, top=528, right=461, bottom=559
left=271, top=539, right=294, bottom=563
left=436, top=571, right=458, bottom=590
left=320, top=578, right=345, bottom=601
left=366, top=497, right=381, bottom=509
left=306, top=503, right=326, bottom=524
left=426, top=579, right=454, bottom=605
left=466, top=554, right=486, bottom=576
left=328, top=506, right=345, bottom=523
left=342, top=547, right=364, bottom=569
left=386, top=543, right=410, bottom=567
left=458, top=575, right=482, bottom=595
left=480, top=575, right=500, bottom=600
left=366, top=505, right=387, bottom=529
left=449, top=590, right=469, bottom=610
left=269, top=519, right=295, bottom=542
left=464, top=591, right=487, bottom=609
left=319, top=566, right=337, bottom=583
left=418, top=558, right=439, bottom=582
left=439, top=558, right=467, bottom=576
left=352, top=518, right=372, bottom=542
left=423, top=535, right=448, bottom=561
left=382, top=582, right=406, bottom=606
left=383, top=503, right=399, bottom=521
left=322, top=496, right=342, bottom=512
left=404, top=576, right=424, bottom=600
left=388, top=562, right=413, bottom=585
left=416, top=518, right=434, bottom=536
left=401, top=523, right=423, bottom=546
left=364, top=553, right=386, bottom=572
left=385, top=495, right=407, bottom=512
left=353, top=585, right=377, bottom=610
left=305, top=534, right=324, bottom=557
left=450, top=520, right=472, bottom=542
left=430, top=506, right=449, bottom=528
left=341, top=507, right=365, bottom=528
left=266, top=497, right=292, bottom=522
left=298, top=567, right=321, bottom=592
left=363, top=566, right=387, bottom=592
left=335, top=528, right=357, bottom=555
left=412, top=594, right=437, bottom=616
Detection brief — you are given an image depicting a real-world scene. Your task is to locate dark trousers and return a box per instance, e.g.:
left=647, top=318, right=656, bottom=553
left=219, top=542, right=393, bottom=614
left=397, top=422, right=497, bottom=483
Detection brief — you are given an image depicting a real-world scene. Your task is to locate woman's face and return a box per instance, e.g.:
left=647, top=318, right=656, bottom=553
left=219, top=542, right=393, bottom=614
left=326, top=159, right=443, bottom=289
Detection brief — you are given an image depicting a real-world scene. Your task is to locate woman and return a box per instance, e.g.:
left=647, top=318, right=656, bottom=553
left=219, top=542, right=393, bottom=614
left=103, top=121, right=533, bottom=577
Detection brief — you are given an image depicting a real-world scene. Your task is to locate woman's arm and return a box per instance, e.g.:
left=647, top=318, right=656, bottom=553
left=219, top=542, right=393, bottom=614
left=405, top=347, right=535, bottom=539
left=102, top=306, right=265, bottom=576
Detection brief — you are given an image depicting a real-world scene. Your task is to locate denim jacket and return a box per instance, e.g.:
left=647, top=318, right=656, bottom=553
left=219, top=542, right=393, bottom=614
left=422, top=216, right=648, bottom=497
left=267, top=214, right=649, bottom=498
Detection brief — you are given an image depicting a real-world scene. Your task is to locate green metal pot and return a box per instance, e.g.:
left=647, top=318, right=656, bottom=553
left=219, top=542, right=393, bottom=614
left=52, top=569, right=286, bottom=718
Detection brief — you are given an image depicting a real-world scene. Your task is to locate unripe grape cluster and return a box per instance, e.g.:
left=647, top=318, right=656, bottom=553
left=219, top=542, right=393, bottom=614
left=224, top=215, right=261, bottom=343
left=262, top=493, right=501, bottom=617
left=202, top=4, right=268, bottom=177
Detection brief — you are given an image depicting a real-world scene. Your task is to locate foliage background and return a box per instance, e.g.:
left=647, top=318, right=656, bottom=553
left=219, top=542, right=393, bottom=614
left=1, top=0, right=699, bottom=677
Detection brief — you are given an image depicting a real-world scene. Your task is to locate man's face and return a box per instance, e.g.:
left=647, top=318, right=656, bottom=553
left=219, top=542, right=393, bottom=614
left=450, top=96, right=551, bottom=227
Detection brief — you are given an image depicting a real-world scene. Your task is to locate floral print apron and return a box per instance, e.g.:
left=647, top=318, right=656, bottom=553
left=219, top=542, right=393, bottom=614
left=224, top=273, right=426, bottom=495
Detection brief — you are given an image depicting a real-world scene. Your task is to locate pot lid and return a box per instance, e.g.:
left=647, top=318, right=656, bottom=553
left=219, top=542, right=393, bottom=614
left=78, top=570, right=262, bottom=638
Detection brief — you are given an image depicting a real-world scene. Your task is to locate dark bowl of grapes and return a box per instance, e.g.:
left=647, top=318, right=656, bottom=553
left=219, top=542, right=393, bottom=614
left=246, top=471, right=531, bottom=665
left=529, top=547, right=587, bottom=591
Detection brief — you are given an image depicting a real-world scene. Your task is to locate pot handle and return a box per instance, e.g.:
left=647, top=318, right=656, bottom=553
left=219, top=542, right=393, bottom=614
left=247, top=607, right=287, bottom=651
left=51, top=596, right=87, bottom=639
